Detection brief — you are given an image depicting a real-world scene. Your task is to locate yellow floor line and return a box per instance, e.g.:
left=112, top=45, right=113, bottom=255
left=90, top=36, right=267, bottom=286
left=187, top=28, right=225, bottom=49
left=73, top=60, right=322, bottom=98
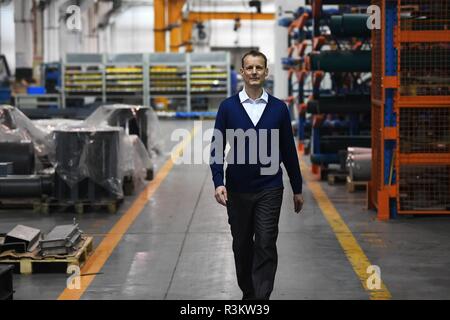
left=58, top=127, right=390, bottom=300
left=300, top=160, right=392, bottom=300
left=58, top=126, right=199, bottom=300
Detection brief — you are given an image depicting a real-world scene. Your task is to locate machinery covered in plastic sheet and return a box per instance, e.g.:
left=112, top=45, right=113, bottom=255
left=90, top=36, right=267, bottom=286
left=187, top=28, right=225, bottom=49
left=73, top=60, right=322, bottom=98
left=0, top=104, right=162, bottom=212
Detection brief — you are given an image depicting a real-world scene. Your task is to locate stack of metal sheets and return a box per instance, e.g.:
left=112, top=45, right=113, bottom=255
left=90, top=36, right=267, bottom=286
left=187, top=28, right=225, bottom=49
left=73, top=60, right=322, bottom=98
left=39, top=224, right=83, bottom=256
left=3, top=225, right=42, bottom=253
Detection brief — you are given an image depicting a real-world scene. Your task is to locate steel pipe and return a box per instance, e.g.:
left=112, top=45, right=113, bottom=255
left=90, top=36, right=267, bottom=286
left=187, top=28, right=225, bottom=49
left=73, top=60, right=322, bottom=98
left=309, top=51, right=371, bottom=72
left=307, top=95, right=371, bottom=114
left=0, top=175, right=53, bottom=198
left=330, top=14, right=371, bottom=38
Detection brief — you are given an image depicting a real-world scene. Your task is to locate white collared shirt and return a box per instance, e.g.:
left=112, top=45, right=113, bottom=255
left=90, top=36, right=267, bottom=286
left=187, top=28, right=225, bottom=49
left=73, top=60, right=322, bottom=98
left=238, top=87, right=269, bottom=126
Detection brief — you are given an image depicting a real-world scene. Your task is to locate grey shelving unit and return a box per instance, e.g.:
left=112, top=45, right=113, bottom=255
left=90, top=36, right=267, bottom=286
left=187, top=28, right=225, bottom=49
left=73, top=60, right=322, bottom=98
left=61, top=52, right=231, bottom=111
left=188, top=52, right=231, bottom=111
left=105, top=53, right=146, bottom=105
left=188, top=52, right=230, bottom=93
left=148, top=53, right=188, bottom=111
left=62, top=53, right=105, bottom=109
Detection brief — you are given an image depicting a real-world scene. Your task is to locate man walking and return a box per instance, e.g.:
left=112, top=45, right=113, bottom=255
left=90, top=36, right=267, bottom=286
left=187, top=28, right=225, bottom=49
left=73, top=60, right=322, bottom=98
left=210, top=50, right=304, bottom=300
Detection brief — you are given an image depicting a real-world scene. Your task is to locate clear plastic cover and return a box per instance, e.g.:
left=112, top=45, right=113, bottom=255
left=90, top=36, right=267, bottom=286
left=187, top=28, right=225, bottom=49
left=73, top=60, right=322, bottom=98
left=1, top=104, right=161, bottom=197
left=85, top=103, right=162, bottom=161
left=121, top=134, right=153, bottom=189
left=32, top=119, right=85, bottom=133
left=0, top=105, right=53, bottom=155
left=144, top=107, right=164, bottom=158
left=53, top=126, right=124, bottom=198
left=84, top=103, right=160, bottom=184
left=0, top=105, right=54, bottom=171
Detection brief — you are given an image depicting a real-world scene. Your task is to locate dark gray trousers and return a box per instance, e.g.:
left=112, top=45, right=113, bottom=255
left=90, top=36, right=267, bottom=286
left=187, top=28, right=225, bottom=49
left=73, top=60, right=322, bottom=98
left=226, top=188, right=283, bottom=300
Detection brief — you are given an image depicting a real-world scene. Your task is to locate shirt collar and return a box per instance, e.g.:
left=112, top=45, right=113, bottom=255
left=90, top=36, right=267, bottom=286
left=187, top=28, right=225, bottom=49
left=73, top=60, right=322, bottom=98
left=239, top=87, right=268, bottom=103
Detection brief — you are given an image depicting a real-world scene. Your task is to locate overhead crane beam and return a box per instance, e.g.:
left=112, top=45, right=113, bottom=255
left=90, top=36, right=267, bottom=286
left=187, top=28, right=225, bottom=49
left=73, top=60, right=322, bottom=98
left=179, top=11, right=274, bottom=51
left=187, top=11, right=274, bottom=21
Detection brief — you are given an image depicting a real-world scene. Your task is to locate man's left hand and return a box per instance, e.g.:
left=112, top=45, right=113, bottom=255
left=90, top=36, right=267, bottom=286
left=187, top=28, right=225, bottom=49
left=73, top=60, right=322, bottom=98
left=293, top=194, right=304, bottom=213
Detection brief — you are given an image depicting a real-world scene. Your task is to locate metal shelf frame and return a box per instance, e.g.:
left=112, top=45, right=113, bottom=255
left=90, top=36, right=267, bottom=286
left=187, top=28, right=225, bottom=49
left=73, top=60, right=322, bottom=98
left=62, top=53, right=105, bottom=108
left=104, top=53, right=147, bottom=105
left=187, top=52, right=231, bottom=112
left=290, top=1, right=373, bottom=176
left=61, top=52, right=231, bottom=112
left=370, top=0, right=450, bottom=219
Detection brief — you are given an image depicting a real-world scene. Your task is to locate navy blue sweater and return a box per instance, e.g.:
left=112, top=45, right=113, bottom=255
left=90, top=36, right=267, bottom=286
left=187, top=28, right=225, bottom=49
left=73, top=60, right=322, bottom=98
left=210, top=93, right=303, bottom=194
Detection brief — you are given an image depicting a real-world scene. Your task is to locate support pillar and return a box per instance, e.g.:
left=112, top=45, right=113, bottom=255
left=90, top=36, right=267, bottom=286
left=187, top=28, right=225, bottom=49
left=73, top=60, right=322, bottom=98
left=154, top=0, right=166, bottom=52
left=168, top=0, right=185, bottom=52
left=14, top=0, right=34, bottom=80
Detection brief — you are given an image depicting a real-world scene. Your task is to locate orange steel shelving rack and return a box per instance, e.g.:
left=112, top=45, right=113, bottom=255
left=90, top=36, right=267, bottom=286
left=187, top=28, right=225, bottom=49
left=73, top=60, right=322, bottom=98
left=369, top=0, right=450, bottom=219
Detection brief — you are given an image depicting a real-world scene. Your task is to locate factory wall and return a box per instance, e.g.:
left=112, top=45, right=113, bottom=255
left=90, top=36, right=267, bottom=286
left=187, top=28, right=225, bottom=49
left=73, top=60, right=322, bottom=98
left=1, top=2, right=277, bottom=71
left=107, top=6, right=276, bottom=63
left=0, top=1, right=15, bottom=72
left=108, top=6, right=154, bottom=54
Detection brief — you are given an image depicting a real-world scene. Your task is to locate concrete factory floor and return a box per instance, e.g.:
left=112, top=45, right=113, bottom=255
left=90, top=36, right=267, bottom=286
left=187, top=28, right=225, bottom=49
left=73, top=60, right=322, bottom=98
left=2, top=119, right=450, bottom=300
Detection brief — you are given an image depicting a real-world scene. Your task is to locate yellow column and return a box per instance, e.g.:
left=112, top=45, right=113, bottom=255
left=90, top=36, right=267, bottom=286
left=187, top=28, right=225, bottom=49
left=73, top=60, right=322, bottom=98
left=168, top=0, right=185, bottom=52
left=181, top=19, right=194, bottom=52
left=154, top=0, right=166, bottom=52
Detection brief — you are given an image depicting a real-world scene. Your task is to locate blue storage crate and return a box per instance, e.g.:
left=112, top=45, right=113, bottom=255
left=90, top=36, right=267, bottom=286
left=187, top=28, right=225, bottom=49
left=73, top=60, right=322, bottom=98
left=27, top=86, right=46, bottom=95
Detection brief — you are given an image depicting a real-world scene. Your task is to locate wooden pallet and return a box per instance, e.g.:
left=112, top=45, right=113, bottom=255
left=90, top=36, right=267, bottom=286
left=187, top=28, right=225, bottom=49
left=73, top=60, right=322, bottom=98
left=327, top=172, right=348, bottom=185
left=41, top=199, right=121, bottom=215
left=0, top=198, right=46, bottom=213
left=0, top=198, right=121, bottom=214
left=346, top=177, right=369, bottom=193
left=0, top=237, right=93, bottom=274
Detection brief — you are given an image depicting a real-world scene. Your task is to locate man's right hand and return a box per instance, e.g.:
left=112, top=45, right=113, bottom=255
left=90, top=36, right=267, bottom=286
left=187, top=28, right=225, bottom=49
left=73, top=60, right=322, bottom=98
left=214, top=186, right=228, bottom=206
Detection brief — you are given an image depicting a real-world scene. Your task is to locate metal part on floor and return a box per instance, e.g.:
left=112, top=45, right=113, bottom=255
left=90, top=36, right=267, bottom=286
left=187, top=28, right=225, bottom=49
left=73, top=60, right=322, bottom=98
left=39, top=223, right=83, bottom=257
left=3, top=225, right=42, bottom=253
